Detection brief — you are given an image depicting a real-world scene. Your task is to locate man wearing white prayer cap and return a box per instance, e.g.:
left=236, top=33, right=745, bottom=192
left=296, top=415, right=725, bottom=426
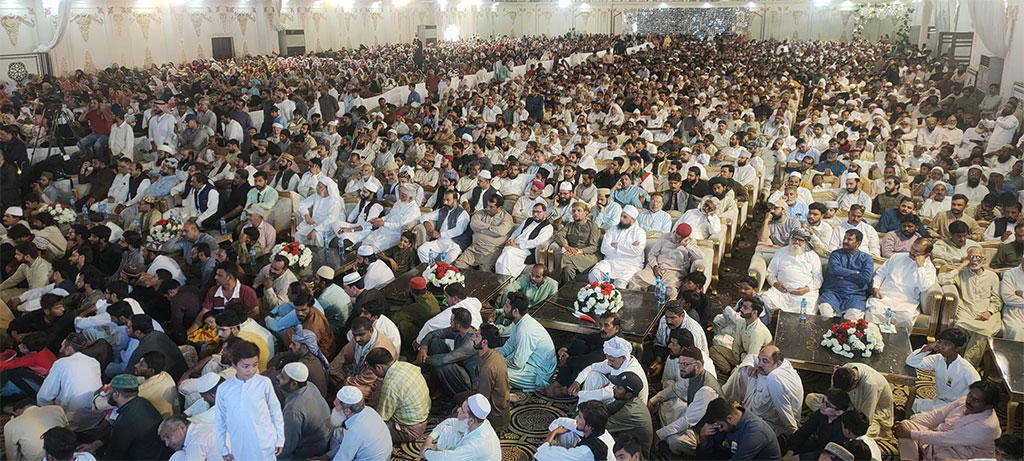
left=494, top=202, right=554, bottom=277
left=355, top=244, right=395, bottom=290
left=276, top=362, right=332, bottom=459
left=567, top=336, right=648, bottom=405
left=420, top=393, right=502, bottom=460
left=548, top=181, right=578, bottom=226
left=361, top=182, right=421, bottom=252
left=331, top=385, right=393, bottom=461
left=182, top=371, right=228, bottom=424
left=589, top=204, right=646, bottom=288
left=295, top=175, right=342, bottom=247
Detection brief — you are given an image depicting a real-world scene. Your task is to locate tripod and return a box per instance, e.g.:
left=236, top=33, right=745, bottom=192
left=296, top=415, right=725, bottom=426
left=31, top=104, right=77, bottom=180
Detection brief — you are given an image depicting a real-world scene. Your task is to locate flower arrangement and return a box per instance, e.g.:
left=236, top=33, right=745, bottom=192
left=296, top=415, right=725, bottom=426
left=148, top=218, right=183, bottom=245
left=573, top=282, right=623, bottom=317
left=272, top=242, right=313, bottom=269
left=820, top=318, right=885, bottom=358
left=38, top=203, right=76, bottom=224
left=423, top=262, right=465, bottom=288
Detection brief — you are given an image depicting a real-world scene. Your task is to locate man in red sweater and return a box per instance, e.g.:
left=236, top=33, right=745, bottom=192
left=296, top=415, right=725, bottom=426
left=76, top=97, right=113, bottom=160
left=0, top=332, right=57, bottom=396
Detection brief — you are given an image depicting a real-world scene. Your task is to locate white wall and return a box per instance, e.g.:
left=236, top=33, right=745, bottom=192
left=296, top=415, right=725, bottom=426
left=0, top=0, right=922, bottom=75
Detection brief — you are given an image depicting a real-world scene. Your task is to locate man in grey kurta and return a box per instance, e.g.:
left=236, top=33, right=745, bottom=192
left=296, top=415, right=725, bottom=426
left=628, top=222, right=704, bottom=301
left=549, top=202, right=602, bottom=283
left=939, top=246, right=1002, bottom=365
left=455, top=196, right=515, bottom=271
left=276, top=362, right=332, bottom=460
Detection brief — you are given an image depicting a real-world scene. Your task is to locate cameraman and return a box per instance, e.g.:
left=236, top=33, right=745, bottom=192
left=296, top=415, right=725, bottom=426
left=77, top=97, right=114, bottom=160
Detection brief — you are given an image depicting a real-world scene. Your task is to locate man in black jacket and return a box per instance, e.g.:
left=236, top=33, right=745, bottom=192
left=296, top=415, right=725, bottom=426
left=782, top=388, right=852, bottom=459
left=537, top=312, right=620, bottom=398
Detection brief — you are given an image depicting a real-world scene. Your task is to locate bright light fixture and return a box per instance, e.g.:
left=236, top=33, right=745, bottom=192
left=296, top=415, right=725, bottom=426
left=747, top=1, right=757, bottom=7
left=702, top=1, right=712, bottom=7
left=659, top=2, right=668, bottom=8
left=813, top=0, right=829, bottom=6
left=557, top=0, right=570, bottom=9
left=393, top=0, right=408, bottom=7
left=444, top=24, right=460, bottom=41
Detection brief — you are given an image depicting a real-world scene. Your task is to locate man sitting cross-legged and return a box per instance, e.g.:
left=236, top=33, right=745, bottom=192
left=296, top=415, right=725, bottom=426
left=648, top=346, right=723, bottom=456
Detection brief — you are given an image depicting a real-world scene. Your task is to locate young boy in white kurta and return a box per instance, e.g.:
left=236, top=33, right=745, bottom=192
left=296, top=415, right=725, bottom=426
left=215, top=340, right=285, bottom=460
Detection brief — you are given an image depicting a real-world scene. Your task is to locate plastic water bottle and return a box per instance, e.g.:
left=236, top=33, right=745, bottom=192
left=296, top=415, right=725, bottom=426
left=440, top=252, right=446, bottom=263
left=603, top=272, right=611, bottom=284
left=134, top=218, right=141, bottom=231
left=69, top=195, right=75, bottom=208
left=655, top=276, right=665, bottom=305
left=322, top=233, right=328, bottom=249
left=81, top=205, right=88, bottom=223
left=799, top=298, right=807, bottom=321
left=429, top=249, right=435, bottom=264
left=884, top=307, right=893, bottom=328
left=219, top=218, right=228, bottom=235
left=338, top=239, right=345, bottom=257
left=249, top=245, right=257, bottom=268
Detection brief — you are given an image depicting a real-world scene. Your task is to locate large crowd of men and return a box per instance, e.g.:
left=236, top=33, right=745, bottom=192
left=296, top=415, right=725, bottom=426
left=0, top=29, right=1023, bottom=461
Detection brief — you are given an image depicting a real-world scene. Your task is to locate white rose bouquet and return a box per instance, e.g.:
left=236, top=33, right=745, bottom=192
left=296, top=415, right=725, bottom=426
left=271, top=242, right=314, bottom=269
left=38, top=203, right=77, bottom=224
left=820, top=318, right=885, bottom=358
left=572, top=282, right=623, bottom=317
left=148, top=218, right=184, bottom=245
left=423, top=262, right=466, bottom=288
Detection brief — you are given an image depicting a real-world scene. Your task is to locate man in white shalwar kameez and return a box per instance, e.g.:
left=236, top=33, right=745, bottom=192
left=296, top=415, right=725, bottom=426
left=295, top=176, right=342, bottom=247
left=865, top=238, right=937, bottom=329
left=333, top=183, right=385, bottom=248
left=998, top=258, right=1024, bottom=340
left=904, top=328, right=980, bottom=415
left=355, top=244, right=395, bottom=290
left=494, top=203, right=554, bottom=277
left=721, top=345, right=803, bottom=438
left=215, top=343, right=285, bottom=460
left=361, top=184, right=422, bottom=252
left=568, top=337, right=649, bottom=405
left=589, top=205, right=647, bottom=288
left=628, top=223, right=703, bottom=301
left=647, top=347, right=722, bottom=456
left=416, top=189, right=471, bottom=263
left=760, top=228, right=823, bottom=315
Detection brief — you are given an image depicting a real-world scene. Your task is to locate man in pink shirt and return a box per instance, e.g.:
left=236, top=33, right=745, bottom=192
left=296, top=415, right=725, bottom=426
left=894, top=380, right=1002, bottom=460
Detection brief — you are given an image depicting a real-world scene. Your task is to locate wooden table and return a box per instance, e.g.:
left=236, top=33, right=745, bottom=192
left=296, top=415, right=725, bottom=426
left=532, top=281, right=666, bottom=342
left=773, top=312, right=918, bottom=410
left=378, top=263, right=514, bottom=305
left=987, top=338, right=1024, bottom=434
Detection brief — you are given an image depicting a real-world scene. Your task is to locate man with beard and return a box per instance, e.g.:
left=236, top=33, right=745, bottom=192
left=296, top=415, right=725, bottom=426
left=535, top=400, right=616, bottom=461
left=674, top=196, right=721, bottom=241
left=636, top=193, right=672, bottom=234
left=354, top=244, right=394, bottom=290
left=761, top=228, right=823, bottom=315
left=872, top=176, right=904, bottom=215
left=721, top=345, right=804, bottom=440
left=649, top=346, right=723, bottom=456
left=610, top=174, right=650, bottom=210
left=244, top=171, right=279, bottom=213
left=732, top=151, right=758, bottom=188
left=415, top=306, right=477, bottom=398
left=709, top=297, right=772, bottom=377
left=757, top=199, right=803, bottom=263
left=274, top=362, right=332, bottom=459
left=495, top=203, right=553, bottom=277
left=455, top=196, right=514, bottom=271
left=827, top=204, right=881, bottom=257
left=695, top=398, right=781, bottom=459
left=417, top=189, right=471, bottom=263
left=933, top=220, right=981, bottom=268
left=882, top=215, right=924, bottom=258
left=894, top=380, right=1002, bottom=460
left=420, top=393, right=502, bottom=460
left=681, top=166, right=710, bottom=198
left=498, top=292, right=556, bottom=392
left=548, top=182, right=577, bottom=226
left=470, top=323, right=510, bottom=431
left=927, top=194, right=983, bottom=240
left=335, top=183, right=385, bottom=249
left=990, top=223, right=1024, bottom=269
left=539, top=313, right=621, bottom=398
left=954, top=166, right=990, bottom=204
left=330, top=386, right=393, bottom=460
left=628, top=223, right=703, bottom=301
left=461, top=169, right=498, bottom=212
left=591, top=188, right=623, bottom=230
left=877, top=196, right=928, bottom=237
left=494, top=264, right=559, bottom=316
left=835, top=173, right=871, bottom=211
left=573, top=169, right=598, bottom=207
left=285, top=290, right=336, bottom=358
left=663, top=172, right=692, bottom=213
left=362, top=184, right=422, bottom=251
left=984, top=201, right=1024, bottom=243
left=549, top=202, right=602, bottom=283
left=327, top=316, right=396, bottom=403
left=864, top=238, right=936, bottom=329
left=817, top=229, right=874, bottom=321
left=75, top=374, right=168, bottom=459
left=8, top=260, right=76, bottom=314
left=0, top=243, right=51, bottom=303
left=513, top=180, right=548, bottom=219
left=589, top=206, right=646, bottom=288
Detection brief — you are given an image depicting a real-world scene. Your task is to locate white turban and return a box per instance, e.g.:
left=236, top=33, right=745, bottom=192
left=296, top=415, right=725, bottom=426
left=603, top=337, right=632, bottom=358
left=622, top=205, right=639, bottom=219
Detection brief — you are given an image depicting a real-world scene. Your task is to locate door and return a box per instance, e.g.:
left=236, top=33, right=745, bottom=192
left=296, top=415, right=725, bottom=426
left=211, top=37, right=234, bottom=60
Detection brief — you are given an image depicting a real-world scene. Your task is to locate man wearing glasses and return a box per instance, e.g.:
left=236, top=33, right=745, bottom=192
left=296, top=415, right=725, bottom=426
left=865, top=238, right=937, bottom=329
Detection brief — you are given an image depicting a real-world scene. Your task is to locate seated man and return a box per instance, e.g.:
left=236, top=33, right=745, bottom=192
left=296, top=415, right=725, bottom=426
left=355, top=245, right=395, bottom=291
left=628, top=223, right=703, bottom=301
left=416, top=307, right=478, bottom=397
left=605, top=371, right=655, bottom=458
left=760, top=228, right=822, bottom=315
left=636, top=193, right=672, bottom=234
left=330, top=386, right=393, bottom=461
left=539, top=313, right=620, bottom=398
left=782, top=388, right=852, bottom=460
left=881, top=214, right=923, bottom=258
left=865, top=238, right=936, bottom=328
left=709, top=297, right=772, bottom=376
left=893, top=380, right=1002, bottom=461
left=589, top=205, right=646, bottom=288
left=454, top=195, right=515, bottom=271
left=876, top=196, right=928, bottom=237
left=990, top=224, right=1024, bottom=270
left=904, top=328, right=980, bottom=415
left=673, top=196, right=721, bottom=241
left=497, top=292, right=556, bottom=392
left=494, top=264, right=558, bottom=315
left=835, top=173, right=871, bottom=211
left=549, top=201, right=602, bottom=283
left=696, top=398, right=782, bottom=460
left=420, top=394, right=502, bottom=460
left=818, top=229, right=874, bottom=321
left=826, top=204, right=880, bottom=257
left=393, top=276, right=441, bottom=360
left=495, top=203, right=554, bottom=277
left=648, top=346, right=722, bottom=456
left=756, top=199, right=803, bottom=264
left=535, top=400, right=616, bottom=461
left=365, top=348, right=430, bottom=443
left=721, top=346, right=804, bottom=439
left=926, top=193, right=982, bottom=240
left=568, top=337, right=648, bottom=404
left=591, top=188, right=623, bottom=230
left=361, top=184, right=421, bottom=252
left=839, top=410, right=882, bottom=461
left=416, top=189, right=471, bottom=264
left=932, top=220, right=981, bottom=268
left=327, top=316, right=396, bottom=404
left=649, top=299, right=713, bottom=380
left=807, top=363, right=893, bottom=437
left=275, top=362, right=331, bottom=460
left=939, top=246, right=1003, bottom=365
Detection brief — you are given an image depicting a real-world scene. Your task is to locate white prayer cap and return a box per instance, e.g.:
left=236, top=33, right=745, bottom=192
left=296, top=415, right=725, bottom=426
left=401, top=183, right=418, bottom=195
left=843, top=172, right=860, bottom=183
left=461, top=133, right=474, bottom=142
left=363, top=182, right=380, bottom=193
left=196, top=372, right=221, bottom=393
left=559, top=181, right=573, bottom=192
left=337, top=386, right=363, bottom=405
left=316, top=266, right=335, bottom=280
left=603, top=337, right=632, bottom=357
left=622, top=205, right=639, bottom=219
left=478, top=170, right=492, bottom=180
left=681, top=147, right=692, bottom=153
left=357, top=245, right=375, bottom=257
left=283, top=362, right=309, bottom=382
left=789, top=171, right=802, bottom=179
left=466, top=394, right=491, bottom=419
left=824, top=200, right=839, bottom=209
left=245, top=205, right=265, bottom=217
left=157, top=144, right=175, bottom=154
left=342, top=272, right=362, bottom=285
left=4, top=206, right=22, bottom=217
left=327, top=120, right=339, bottom=126
left=272, top=122, right=284, bottom=129
left=739, top=150, right=752, bottom=159
left=106, top=222, right=124, bottom=243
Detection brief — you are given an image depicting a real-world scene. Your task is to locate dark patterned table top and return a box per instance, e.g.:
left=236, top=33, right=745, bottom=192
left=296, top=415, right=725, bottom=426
left=990, top=338, right=1024, bottom=397
left=773, top=311, right=917, bottom=380
left=533, top=281, right=666, bottom=341
left=379, top=263, right=513, bottom=305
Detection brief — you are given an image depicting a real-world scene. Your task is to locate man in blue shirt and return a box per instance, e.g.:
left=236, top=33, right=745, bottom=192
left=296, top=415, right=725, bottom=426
left=407, top=84, right=422, bottom=105
left=786, top=139, right=820, bottom=164
left=696, top=398, right=782, bottom=460
left=876, top=196, right=928, bottom=236
left=817, top=228, right=874, bottom=320
left=815, top=148, right=847, bottom=177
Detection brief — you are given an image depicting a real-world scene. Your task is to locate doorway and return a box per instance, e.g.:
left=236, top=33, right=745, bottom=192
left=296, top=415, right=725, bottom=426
left=211, top=37, right=234, bottom=60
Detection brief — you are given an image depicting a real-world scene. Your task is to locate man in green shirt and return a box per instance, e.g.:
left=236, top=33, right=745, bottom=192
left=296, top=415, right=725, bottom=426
left=393, top=276, right=440, bottom=359
left=493, top=264, right=558, bottom=336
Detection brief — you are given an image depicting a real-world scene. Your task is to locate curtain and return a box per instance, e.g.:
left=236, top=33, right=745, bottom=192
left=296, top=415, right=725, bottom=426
left=33, top=0, right=70, bottom=53
left=271, top=0, right=284, bottom=32
left=968, top=0, right=1009, bottom=57
left=933, top=0, right=958, bottom=33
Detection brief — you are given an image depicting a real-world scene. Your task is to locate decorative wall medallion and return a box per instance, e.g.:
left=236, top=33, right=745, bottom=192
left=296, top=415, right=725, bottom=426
left=132, top=11, right=159, bottom=40
left=7, top=62, right=28, bottom=82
